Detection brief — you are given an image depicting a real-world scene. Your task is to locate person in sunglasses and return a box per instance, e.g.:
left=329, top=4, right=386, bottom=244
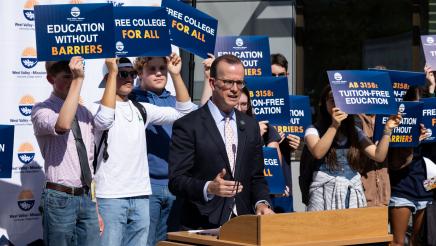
left=127, top=52, right=190, bottom=246
left=91, top=56, right=196, bottom=246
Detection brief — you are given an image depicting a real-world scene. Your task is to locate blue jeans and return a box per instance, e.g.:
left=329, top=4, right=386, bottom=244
left=147, top=183, right=176, bottom=246
left=40, top=188, right=99, bottom=246
left=98, top=196, right=150, bottom=246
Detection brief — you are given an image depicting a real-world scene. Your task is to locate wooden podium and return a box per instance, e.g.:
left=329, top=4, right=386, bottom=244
left=157, top=207, right=392, bottom=246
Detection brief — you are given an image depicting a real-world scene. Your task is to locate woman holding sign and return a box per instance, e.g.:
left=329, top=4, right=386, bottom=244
left=304, top=86, right=401, bottom=211
left=388, top=85, right=434, bottom=246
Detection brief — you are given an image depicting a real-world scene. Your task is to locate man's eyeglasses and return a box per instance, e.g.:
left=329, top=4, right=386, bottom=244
left=216, top=78, right=245, bottom=89
left=118, top=71, right=138, bottom=79
left=272, top=72, right=287, bottom=77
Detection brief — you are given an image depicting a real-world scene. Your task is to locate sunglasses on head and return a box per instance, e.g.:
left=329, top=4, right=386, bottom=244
left=272, top=72, right=287, bottom=77
left=118, top=71, right=137, bottom=79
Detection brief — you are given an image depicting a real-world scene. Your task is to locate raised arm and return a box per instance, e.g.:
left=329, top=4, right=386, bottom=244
left=93, top=58, right=117, bottom=130
left=425, top=64, right=435, bottom=96
left=100, top=58, right=118, bottom=109
left=143, top=100, right=196, bottom=126
left=200, top=54, right=215, bottom=106
left=167, top=52, right=191, bottom=103
left=305, top=108, right=346, bottom=159
left=363, top=113, right=402, bottom=163
left=54, top=56, right=85, bottom=133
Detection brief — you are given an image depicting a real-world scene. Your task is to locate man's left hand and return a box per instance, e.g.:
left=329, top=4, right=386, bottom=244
left=255, top=203, right=274, bottom=215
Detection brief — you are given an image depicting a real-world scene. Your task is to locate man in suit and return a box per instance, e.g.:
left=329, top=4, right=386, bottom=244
left=169, top=54, right=273, bottom=229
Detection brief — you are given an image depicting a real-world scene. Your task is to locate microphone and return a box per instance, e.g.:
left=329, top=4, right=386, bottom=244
left=239, top=120, right=245, bottom=131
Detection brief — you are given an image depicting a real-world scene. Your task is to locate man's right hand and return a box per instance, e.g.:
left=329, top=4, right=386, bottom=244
left=207, top=169, right=243, bottom=197
left=202, top=53, right=215, bottom=81
left=330, top=107, right=347, bottom=129
left=105, top=58, right=118, bottom=75
left=69, top=56, right=85, bottom=80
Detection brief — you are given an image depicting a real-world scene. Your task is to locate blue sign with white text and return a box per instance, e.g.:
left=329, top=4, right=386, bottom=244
left=274, top=95, right=312, bottom=138
left=370, top=69, right=426, bottom=102
left=215, top=36, right=271, bottom=77
left=0, top=125, right=14, bottom=178
left=263, top=147, right=286, bottom=194
left=34, top=3, right=115, bottom=61
left=327, top=70, right=397, bottom=115
left=162, top=0, right=218, bottom=58
left=245, top=77, right=290, bottom=126
left=374, top=102, right=422, bottom=147
left=421, top=98, right=436, bottom=143
left=421, top=35, right=436, bottom=69
left=113, top=7, right=171, bottom=57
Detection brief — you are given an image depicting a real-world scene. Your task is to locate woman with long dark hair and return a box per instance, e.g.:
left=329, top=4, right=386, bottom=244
left=388, top=83, right=434, bottom=246
left=304, top=85, right=401, bottom=211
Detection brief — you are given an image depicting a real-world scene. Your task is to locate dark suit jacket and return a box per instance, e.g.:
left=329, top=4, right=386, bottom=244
left=168, top=105, right=271, bottom=229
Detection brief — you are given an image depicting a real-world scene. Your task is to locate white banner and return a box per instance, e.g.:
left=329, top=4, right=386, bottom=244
left=0, top=0, right=175, bottom=245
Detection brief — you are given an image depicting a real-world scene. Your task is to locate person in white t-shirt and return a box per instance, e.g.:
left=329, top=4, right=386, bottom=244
left=91, top=57, right=196, bottom=246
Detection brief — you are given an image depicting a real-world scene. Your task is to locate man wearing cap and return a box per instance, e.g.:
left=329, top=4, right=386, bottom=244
left=91, top=56, right=196, bottom=246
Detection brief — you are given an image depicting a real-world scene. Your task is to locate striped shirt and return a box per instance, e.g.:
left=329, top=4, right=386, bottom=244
left=31, top=93, right=95, bottom=187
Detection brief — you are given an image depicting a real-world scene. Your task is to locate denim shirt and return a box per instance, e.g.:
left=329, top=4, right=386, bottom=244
left=318, top=148, right=358, bottom=180
left=310, top=128, right=367, bottom=180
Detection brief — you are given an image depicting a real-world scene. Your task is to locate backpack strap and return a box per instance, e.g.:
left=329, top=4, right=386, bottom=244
left=92, top=99, right=147, bottom=173
left=131, top=100, right=147, bottom=125
left=93, top=130, right=109, bottom=174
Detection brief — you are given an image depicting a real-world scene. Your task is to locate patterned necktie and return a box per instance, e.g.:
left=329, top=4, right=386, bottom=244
left=224, top=116, right=238, bottom=217
left=224, top=116, right=236, bottom=174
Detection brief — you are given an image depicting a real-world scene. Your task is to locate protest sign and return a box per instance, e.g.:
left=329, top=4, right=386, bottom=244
left=215, top=36, right=271, bottom=77
left=113, top=7, right=171, bottom=57
left=327, top=70, right=397, bottom=115
left=0, top=125, right=14, bottom=178
left=374, top=101, right=422, bottom=147
left=245, top=77, right=290, bottom=126
left=421, top=35, right=436, bottom=69
left=263, top=147, right=286, bottom=194
left=274, top=95, right=311, bottom=138
left=35, top=3, right=115, bottom=61
left=162, top=0, right=217, bottom=58
left=370, top=69, right=426, bottom=102
left=421, top=98, right=436, bottom=143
